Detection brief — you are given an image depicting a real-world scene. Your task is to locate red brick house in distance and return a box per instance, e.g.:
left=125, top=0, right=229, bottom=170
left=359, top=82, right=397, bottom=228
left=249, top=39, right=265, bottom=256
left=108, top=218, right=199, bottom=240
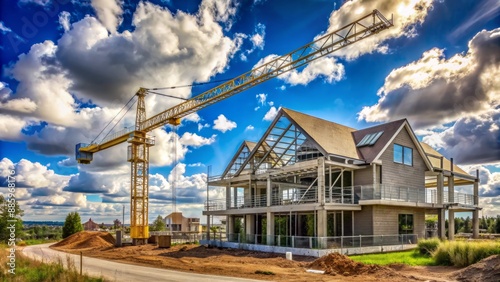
left=83, top=218, right=99, bottom=231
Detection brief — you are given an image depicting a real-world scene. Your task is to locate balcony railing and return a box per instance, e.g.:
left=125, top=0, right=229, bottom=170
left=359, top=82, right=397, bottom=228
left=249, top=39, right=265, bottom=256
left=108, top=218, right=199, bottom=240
left=204, top=185, right=477, bottom=211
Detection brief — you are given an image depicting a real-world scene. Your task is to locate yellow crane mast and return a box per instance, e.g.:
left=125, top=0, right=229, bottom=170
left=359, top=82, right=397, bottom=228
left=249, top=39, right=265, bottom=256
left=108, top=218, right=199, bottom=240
left=76, top=10, right=393, bottom=245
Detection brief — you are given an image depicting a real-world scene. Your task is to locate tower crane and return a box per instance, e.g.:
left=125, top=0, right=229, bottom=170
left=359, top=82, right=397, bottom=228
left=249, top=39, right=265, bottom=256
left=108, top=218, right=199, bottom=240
left=76, top=10, right=393, bottom=245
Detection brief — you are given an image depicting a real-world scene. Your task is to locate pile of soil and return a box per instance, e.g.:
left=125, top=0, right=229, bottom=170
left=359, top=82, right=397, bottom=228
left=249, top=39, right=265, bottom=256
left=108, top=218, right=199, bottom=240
left=452, top=255, right=500, bottom=282
left=51, top=231, right=115, bottom=250
left=308, top=252, right=395, bottom=277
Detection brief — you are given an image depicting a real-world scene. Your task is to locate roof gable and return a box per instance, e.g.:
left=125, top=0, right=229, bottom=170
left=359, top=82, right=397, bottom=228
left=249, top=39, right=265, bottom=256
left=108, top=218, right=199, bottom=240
left=420, top=142, right=469, bottom=175
left=352, top=119, right=406, bottom=163
left=281, top=108, right=360, bottom=160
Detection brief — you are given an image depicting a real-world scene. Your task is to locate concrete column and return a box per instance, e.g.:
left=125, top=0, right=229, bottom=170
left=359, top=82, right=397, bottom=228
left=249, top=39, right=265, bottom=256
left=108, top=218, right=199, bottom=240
left=318, top=157, right=325, bottom=205
left=436, top=172, right=445, bottom=239
left=317, top=209, right=327, bottom=237
left=448, top=175, right=455, bottom=203
left=266, top=177, right=271, bottom=206
left=266, top=212, right=274, bottom=245
left=438, top=209, right=446, bottom=239
left=245, top=214, right=255, bottom=236
left=437, top=173, right=444, bottom=204
left=206, top=215, right=211, bottom=240
left=473, top=172, right=480, bottom=239
left=473, top=210, right=479, bottom=239
left=226, top=185, right=231, bottom=208
left=227, top=215, right=235, bottom=239
left=448, top=210, right=455, bottom=240
left=233, top=187, right=238, bottom=208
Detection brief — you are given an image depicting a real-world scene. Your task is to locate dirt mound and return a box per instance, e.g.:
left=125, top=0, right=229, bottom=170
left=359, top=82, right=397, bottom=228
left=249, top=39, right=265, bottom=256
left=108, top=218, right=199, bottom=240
left=452, top=255, right=500, bottom=282
left=52, top=231, right=115, bottom=250
left=308, top=252, right=395, bottom=277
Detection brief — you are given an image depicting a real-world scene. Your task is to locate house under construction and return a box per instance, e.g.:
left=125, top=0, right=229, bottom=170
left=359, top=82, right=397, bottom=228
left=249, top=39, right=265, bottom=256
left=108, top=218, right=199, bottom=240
left=203, top=108, right=480, bottom=254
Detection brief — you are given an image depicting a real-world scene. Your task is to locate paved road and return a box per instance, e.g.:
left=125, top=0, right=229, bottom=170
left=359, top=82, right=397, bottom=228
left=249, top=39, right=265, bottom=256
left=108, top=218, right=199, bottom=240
left=23, top=244, right=263, bottom=282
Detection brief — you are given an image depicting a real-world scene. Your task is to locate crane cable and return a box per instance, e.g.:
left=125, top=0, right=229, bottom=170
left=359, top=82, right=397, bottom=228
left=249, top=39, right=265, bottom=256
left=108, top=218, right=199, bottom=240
left=91, top=94, right=137, bottom=144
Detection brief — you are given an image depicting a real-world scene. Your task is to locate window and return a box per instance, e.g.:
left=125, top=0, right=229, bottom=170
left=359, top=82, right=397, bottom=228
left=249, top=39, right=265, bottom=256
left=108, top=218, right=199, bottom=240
left=357, top=131, right=384, bottom=147
left=399, top=214, right=413, bottom=234
left=393, top=144, right=412, bottom=166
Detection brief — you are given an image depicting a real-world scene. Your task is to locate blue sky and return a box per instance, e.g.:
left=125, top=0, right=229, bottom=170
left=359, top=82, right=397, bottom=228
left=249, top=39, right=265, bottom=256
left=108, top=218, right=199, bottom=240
left=0, top=0, right=499, bottom=223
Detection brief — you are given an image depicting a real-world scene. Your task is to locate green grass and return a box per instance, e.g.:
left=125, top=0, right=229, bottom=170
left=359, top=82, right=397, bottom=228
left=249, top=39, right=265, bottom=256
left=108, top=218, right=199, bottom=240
left=433, top=240, right=500, bottom=267
left=18, top=239, right=59, bottom=246
left=350, top=250, right=435, bottom=266
left=0, top=246, right=106, bottom=282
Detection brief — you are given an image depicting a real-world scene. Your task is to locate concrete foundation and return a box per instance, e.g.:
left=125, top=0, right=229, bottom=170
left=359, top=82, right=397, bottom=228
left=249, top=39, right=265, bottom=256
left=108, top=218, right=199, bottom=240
left=200, top=240, right=416, bottom=257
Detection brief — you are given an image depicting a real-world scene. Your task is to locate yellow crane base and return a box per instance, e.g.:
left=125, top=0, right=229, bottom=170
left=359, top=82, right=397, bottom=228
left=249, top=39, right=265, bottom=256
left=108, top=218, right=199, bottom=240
left=131, top=226, right=149, bottom=245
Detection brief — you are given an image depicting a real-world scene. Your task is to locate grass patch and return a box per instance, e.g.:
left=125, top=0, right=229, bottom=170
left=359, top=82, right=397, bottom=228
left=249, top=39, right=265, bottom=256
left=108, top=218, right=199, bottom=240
left=0, top=246, right=106, bottom=282
left=18, top=239, right=59, bottom=246
left=350, top=250, right=435, bottom=266
left=255, top=270, right=275, bottom=275
left=417, top=238, right=441, bottom=255
left=433, top=240, right=500, bottom=267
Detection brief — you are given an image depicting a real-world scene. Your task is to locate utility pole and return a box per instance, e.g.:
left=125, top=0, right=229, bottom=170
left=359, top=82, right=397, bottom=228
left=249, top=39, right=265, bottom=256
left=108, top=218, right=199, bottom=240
left=122, top=205, right=125, bottom=232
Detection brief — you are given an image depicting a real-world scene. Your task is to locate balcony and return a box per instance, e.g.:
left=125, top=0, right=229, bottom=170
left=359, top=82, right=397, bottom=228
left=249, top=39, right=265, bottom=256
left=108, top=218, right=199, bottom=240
left=204, top=184, right=477, bottom=211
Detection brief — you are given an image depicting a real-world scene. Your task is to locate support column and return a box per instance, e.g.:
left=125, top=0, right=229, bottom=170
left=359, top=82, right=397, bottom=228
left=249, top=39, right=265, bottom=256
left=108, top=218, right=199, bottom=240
left=317, top=209, right=327, bottom=237
left=437, top=173, right=445, bottom=239
left=266, top=177, right=271, bottom=207
left=266, top=212, right=274, bottom=245
left=318, top=157, right=325, bottom=205
left=227, top=215, right=235, bottom=240
left=448, top=210, right=455, bottom=240
left=245, top=214, right=255, bottom=243
left=226, top=185, right=231, bottom=208
left=473, top=171, right=480, bottom=239
left=233, top=187, right=238, bottom=208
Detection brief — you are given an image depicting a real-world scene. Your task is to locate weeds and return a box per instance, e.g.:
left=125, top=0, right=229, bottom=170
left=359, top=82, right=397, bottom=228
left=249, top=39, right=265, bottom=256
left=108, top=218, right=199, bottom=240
left=0, top=246, right=105, bottom=282
left=417, top=238, right=441, bottom=255
left=432, top=240, right=500, bottom=267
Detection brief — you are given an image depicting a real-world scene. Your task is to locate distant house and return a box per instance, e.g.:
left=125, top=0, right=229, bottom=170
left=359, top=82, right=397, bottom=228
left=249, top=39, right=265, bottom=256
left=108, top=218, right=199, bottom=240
left=164, top=212, right=201, bottom=233
left=83, top=218, right=99, bottom=231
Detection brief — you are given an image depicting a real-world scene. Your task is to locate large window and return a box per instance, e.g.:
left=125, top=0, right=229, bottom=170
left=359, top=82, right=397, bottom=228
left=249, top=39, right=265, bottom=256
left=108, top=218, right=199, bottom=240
left=398, top=214, right=414, bottom=234
left=394, top=144, right=413, bottom=166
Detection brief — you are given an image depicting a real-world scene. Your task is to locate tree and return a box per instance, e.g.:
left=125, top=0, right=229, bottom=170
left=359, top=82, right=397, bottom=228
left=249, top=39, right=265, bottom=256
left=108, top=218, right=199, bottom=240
left=210, top=226, right=219, bottom=239
left=463, top=216, right=472, bottom=233
left=496, top=216, right=500, bottom=234
left=113, top=219, right=121, bottom=230
left=0, top=195, right=24, bottom=244
left=62, top=212, right=83, bottom=238
left=151, top=215, right=166, bottom=231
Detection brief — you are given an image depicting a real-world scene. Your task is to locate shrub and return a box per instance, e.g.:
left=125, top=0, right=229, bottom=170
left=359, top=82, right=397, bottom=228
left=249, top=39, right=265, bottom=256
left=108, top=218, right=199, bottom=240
left=432, top=240, right=500, bottom=267
left=417, top=238, right=441, bottom=255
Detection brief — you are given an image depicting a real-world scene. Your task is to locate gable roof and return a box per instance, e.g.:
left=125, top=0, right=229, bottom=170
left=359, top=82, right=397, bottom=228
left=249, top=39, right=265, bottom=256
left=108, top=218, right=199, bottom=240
left=281, top=108, right=360, bottom=160
left=352, top=119, right=406, bottom=163
left=420, top=142, right=469, bottom=175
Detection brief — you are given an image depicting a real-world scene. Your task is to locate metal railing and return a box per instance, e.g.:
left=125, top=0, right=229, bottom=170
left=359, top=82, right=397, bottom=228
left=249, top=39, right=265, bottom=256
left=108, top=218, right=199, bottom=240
left=204, top=185, right=478, bottom=211
left=203, top=233, right=417, bottom=249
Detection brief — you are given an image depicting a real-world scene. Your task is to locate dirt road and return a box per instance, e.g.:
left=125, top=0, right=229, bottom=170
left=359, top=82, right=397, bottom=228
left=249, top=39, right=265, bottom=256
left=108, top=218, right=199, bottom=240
left=23, top=243, right=264, bottom=282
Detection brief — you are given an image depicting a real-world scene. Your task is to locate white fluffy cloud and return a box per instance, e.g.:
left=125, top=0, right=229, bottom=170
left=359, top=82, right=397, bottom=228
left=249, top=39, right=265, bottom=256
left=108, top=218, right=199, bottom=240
left=213, top=114, right=237, bottom=133
left=59, top=11, right=71, bottom=32
left=324, top=0, right=435, bottom=60
left=358, top=28, right=500, bottom=165
left=359, top=28, right=500, bottom=129
left=263, top=106, right=280, bottom=121
left=91, top=0, right=124, bottom=33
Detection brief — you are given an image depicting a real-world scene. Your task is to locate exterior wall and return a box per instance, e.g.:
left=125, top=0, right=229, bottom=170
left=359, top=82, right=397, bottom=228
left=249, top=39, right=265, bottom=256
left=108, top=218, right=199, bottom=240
left=353, top=167, right=373, bottom=186
left=354, top=206, right=373, bottom=235
left=372, top=205, right=425, bottom=239
left=380, top=127, right=426, bottom=189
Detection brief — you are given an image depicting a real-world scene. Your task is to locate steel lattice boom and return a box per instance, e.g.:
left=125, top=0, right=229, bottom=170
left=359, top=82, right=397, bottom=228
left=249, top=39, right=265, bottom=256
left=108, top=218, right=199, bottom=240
left=76, top=9, right=393, bottom=244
